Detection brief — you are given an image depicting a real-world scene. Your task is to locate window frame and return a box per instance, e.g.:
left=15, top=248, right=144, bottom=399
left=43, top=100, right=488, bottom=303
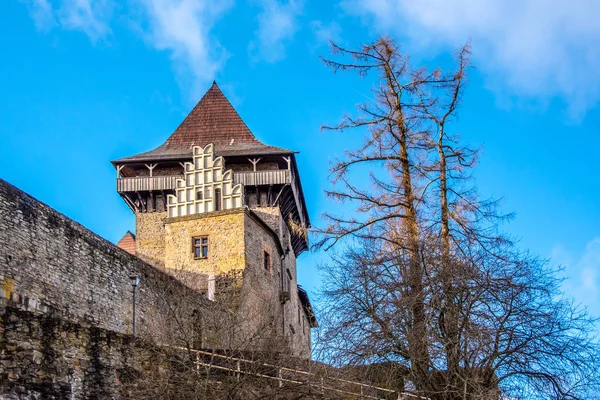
left=192, top=235, right=209, bottom=260
left=263, top=250, right=271, bottom=272
left=214, top=188, right=222, bottom=211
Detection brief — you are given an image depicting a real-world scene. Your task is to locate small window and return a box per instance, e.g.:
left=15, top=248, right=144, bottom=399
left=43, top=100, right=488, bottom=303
left=192, top=236, right=209, bottom=259
left=283, top=268, right=292, bottom=293
left=215, top=188, right=222, bottom=211
left=196, top=190, right=203, bottom=200
left=263, top=251, right=271, bottom=271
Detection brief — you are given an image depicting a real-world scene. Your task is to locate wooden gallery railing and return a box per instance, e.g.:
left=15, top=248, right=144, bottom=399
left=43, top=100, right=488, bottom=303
left=117, top=175, right=182, bottom=192
left=117, top=170, right=292, bottom=193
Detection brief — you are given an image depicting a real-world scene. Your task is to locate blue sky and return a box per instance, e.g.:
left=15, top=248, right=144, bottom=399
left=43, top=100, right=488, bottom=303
left=2, top=0, right=600, bottom=316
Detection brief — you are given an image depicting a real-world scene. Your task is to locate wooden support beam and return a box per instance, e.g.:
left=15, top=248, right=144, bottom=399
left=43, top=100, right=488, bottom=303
left=149, top=191, right=155, bottom=212
left=248, top=158, right=262, bottom=172
left=267, top=185, right=272, bottom=207
left=282, top=156, right=291, bottom=170
left=116, top=164, right=125, bottom=178
left=161, top=190, right=168, bottom=211
left=136, top=192, right=146, bottom=213
left=122, top=194, right=137, bottom=213
left=145, top=163, right=158, bottom=177
left=272, top=184, right=287, bottom=206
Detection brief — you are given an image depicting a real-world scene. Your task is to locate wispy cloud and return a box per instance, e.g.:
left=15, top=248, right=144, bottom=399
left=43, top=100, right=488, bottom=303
left=57, top=0, right=113, bottom=41
left=552, top=238, right=600, bottom=316
left=21, top=0, right=113, bottom=41
left=249, top=0, right=303, bottom=63
left=342, top=0, right=600, bottom=120
left=21, top=0, right=232, bottom=101
left=20, top=0, right=56, bottom=31
left=133, top=0, right=232, bottom=101
left=310, top=20, right=341, bottom=48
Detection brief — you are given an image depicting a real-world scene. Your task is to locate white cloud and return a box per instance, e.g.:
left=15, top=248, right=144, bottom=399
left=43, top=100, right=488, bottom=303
left=310, top=20, right=341, bottom=48
left=552, top=238, right=600, bottom=316
left=343, top=0, right=600, bottom=120
left=249, top=0, right=303, bottom=63
left=20, top=0, right=56, bottom=31
left=57, top=0, right=113, bottom=41
left=21, top=0, right=112, bottom=41
left=21, top=0, right=232, bottom=101
left=133, top=0, right=232, bottom=101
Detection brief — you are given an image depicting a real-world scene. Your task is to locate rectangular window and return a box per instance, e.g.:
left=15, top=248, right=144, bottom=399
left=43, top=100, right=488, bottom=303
left=263, top=251, right=271, bottom=271
left=192, top=236, right=209, bottom=259
left=283, top=268, right=292, bottom=293
left=215, top=188, right=222, bottom=211
left=196, top=190, right=203, bottom=200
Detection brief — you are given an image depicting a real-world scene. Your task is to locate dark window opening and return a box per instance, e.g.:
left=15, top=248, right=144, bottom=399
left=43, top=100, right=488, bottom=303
left=192, top=236, right=209, bottom=259
left=215, top=188, right=222, bottom=211
left=283, top=268, right=292, bottom=293
left=196, top=190, right=203, bottom=200
left=263, top=251, right=271, bottom=271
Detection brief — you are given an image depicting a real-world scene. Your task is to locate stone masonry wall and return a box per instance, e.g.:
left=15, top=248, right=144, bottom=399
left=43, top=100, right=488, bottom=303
left=244, top=210, right=311, bottom=358
left=0, top=304, right=210, bottom=399
left=163, top=209, right=246, bottom=277
left=135, top=211, right=167, bottom=268
left=0, top=178, right=210, bottom=342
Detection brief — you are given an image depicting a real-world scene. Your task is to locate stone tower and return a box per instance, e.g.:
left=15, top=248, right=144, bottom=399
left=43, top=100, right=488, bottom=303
left=112, top=82, right=315, bottom=357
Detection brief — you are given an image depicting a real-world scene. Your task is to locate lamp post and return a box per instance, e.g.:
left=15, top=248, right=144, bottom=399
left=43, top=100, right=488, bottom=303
left=129, top=273, right=140, bottom=336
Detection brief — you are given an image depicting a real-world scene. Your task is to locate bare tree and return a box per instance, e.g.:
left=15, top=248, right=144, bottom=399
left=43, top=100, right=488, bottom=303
left=315, top=36, right=600, bottom=399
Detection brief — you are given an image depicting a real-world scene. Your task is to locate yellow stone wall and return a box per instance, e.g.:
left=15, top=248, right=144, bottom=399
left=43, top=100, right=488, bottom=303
left=163, top=209, right=246, bottom=276
left=134, top=206, right=312, bottom=358
left=135, top=211, right=167, bottom=268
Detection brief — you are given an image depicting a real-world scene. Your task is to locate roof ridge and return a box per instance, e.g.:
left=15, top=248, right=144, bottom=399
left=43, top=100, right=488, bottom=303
left=112, top=82, right=295, bottom=164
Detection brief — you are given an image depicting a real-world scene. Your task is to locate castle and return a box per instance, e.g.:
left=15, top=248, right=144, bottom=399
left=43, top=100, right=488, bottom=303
left=0, top=82, right=317, bottom=397
left=112, top=82, right=316, bottom=357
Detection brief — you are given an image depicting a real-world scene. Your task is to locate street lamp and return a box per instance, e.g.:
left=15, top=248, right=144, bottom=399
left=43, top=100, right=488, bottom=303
left=129, top=273, right=140, bottom=336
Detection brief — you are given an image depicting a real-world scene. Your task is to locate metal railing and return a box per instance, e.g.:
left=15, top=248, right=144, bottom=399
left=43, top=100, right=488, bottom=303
left=173, top=345, right=430, bottom=400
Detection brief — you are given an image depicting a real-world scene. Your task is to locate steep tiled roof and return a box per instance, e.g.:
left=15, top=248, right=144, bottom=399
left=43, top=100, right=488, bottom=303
left=116, top=231, right=136, bottom=255
left=113, top=82, right=292, bottom=164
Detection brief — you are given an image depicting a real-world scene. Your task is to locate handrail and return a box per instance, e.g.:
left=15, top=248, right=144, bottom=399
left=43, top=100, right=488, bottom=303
left=117, top=170, right=291, bottom=193
left=172, top=345, right=430, bottom=400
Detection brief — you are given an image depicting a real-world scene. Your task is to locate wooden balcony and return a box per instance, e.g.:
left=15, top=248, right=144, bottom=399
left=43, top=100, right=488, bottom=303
left=232, top=170, right=290, bottom=186
left=117, top=175, right=182, bottom=192
left=117, top=170, right=292, bottom=193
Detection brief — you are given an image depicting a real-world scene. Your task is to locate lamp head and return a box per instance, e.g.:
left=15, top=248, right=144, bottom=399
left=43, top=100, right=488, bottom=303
left=129, top=273, right=140, bottom=287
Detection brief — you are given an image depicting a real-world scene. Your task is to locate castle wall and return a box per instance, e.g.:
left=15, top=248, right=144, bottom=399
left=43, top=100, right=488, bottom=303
left=0, top=305, right=150, bottom=399
left=133, top=204, right=312, bottom=357
left=135, top=211, right=167, bottom=268
left=0, top=305, right=243, bottom=399
left=246, top=207, right=311, bottom=358
left=163, top=209, right=246, bottom=276
left=0, top=178, right=212, bottom=346
left=279, top=225, right=311, bottom=358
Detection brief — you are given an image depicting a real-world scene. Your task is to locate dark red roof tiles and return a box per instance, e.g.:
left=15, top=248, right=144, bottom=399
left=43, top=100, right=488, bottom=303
left=113, top=82, right=292, bottom=163
left=116, top=231, right=136, bottom=255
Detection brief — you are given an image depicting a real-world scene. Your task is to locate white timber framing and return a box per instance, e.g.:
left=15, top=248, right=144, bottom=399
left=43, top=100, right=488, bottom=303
left=167, top=143, right=244, bottom=218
